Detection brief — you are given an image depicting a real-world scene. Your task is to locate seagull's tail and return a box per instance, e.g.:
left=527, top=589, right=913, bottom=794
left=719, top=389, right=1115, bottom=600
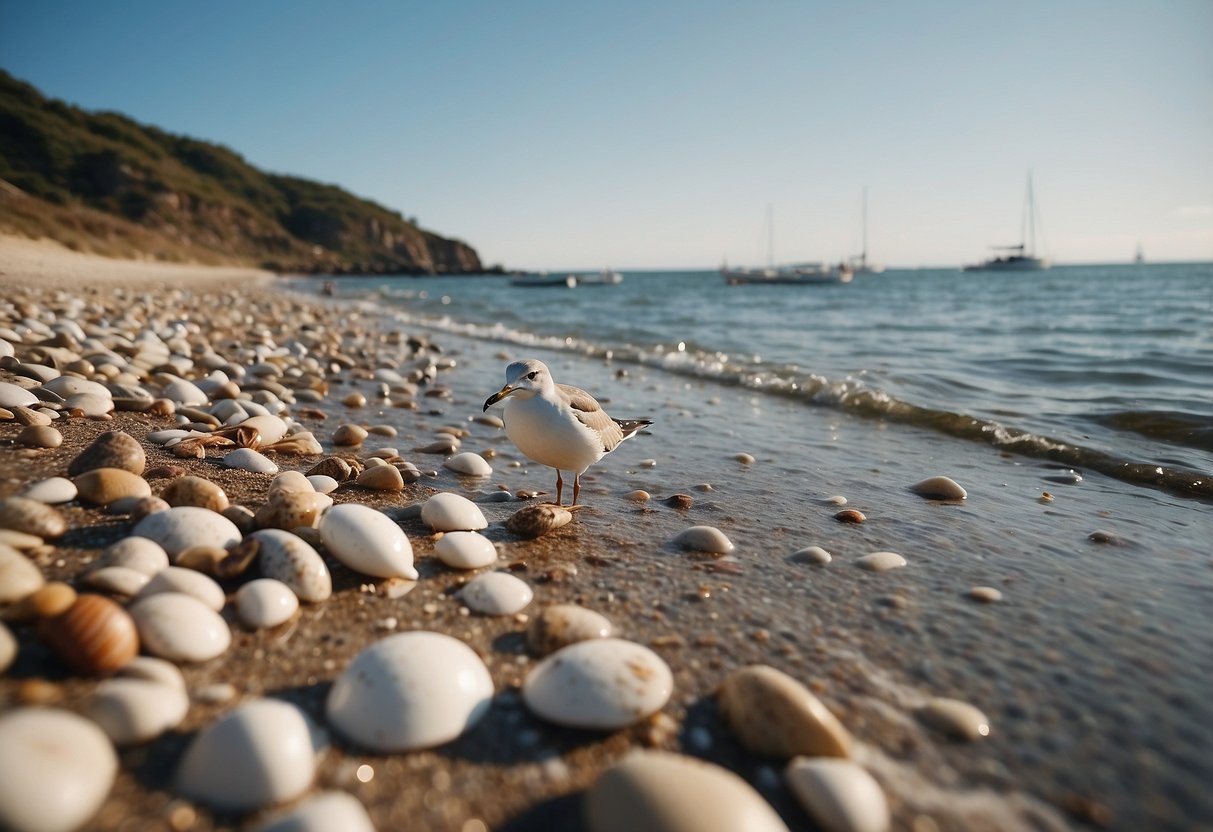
left=613, top=418, right=653, bottom=442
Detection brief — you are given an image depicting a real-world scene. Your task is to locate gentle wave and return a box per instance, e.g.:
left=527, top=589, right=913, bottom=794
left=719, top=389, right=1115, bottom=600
left=382, top=306, right=1213, bottom=501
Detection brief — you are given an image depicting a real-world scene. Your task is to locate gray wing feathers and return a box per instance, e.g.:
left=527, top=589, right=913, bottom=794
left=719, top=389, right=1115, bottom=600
left=558, top=383, right=650, bottom=453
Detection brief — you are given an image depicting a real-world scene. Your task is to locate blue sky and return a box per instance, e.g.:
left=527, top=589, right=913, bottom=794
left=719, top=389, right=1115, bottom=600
left=2, top=0, right=1211, bottom=269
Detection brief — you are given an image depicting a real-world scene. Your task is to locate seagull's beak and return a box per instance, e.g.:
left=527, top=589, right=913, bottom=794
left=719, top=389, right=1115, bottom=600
left=483, top=385, right=513, bottom=412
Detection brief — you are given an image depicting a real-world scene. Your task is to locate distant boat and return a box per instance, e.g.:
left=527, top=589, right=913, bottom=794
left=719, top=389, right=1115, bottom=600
left=848, top=188, right=885, bottom=275
left=579, top=268, right=624, bottom=286
left=721, top=204, right=853, bottom=285
left=964, top=172, right=1051, bottom=272
left=1134, top=242, right=1144, bottom=264
left=511, top=273, right=578, bottom=288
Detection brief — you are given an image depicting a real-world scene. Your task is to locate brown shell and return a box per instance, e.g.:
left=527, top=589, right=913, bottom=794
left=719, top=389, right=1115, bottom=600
left=505, top=504, right=575, bottom=539
left=38, top=594, right=139, bottom=675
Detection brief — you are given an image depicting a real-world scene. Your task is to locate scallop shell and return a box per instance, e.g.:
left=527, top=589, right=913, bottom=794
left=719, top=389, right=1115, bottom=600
left=37, top=594, right=140, bottom=675
left=505, top=504, right=574, bottom=539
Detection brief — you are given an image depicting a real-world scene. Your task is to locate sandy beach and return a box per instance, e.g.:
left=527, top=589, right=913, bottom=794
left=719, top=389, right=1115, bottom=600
left=2, top=240, right=1209, bottom=832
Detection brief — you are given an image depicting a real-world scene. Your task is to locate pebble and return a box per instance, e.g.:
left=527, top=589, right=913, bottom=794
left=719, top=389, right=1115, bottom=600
left=856, top=551, right=907, bottom=573
left=27, top=582, right=76, bottom=618
left=0, top=529, right=42, bottom=550
left=356, top=464, right=404, bottom=490
left=785, top=757, right=890, bottom=832
left=0, top=621, right=15, bottom=673
left=341, top=392, right=367, bottom=408
left=433, top=531, right=498, bottom=569
left=236, top=578, right=299, bottom=628
left=460, top=571, right=534, bottom=615
left=132, top=506, right=242, bottom=559
left=254, top=490, right=332, bottom=531
left=97, top=536, right=170, bottom=576
left=67, top=430, right=145, bottom=476
left=332, top=424, right=368, bottom=445
left=161, top=376, right=208, bottom=405
left=251, top=791, right=376, bottom=832
left=0, top=496, right=68, bottom=539
left=223, top=447, right=279, bottom=473
left=835, top=509, right=866, bottom=524
left=119, top=655, right=186, bottom=690
left=789, top=546, right=833, bottom=565
left=443, top=451, right=493, bottom=476
left=421, top=492, right=488, bottom=532
left=671, top=525, right=734, bottom=554
left=129, top=592, right=231, bottom=662
left=138, top=567, right=226, bottom=612
left=307, top=456, right=353, bottom=482
left=307, top=474, right=339, bottom=494
left=505, top=503, right=574, bottom=538
left=910, top=475, right=968, bottom=500
left=0, top=544, right=44, bottom=603
left=247, top=528, right=333, bottom=602
left=73, top=467, right=152, bottom=505
left=326, top=631, right=493, bottom=751
left=718, top=665, right=853, bottom=758
left=968, top=586, right=1003, bottom=603
left=37, top=594, right=140, bottom=674
left=733, top=452, right=756, bottom=464
left=16, top=424, right=61, bottom=448
left=0, top=708, right=118, bottom=832
left=83, top=566, right=150, bottom=597
left=175, top=698, right=317, bottom=812
left=9, top=405, right=51, bottom=426
left=522, top=638, right=673, bottom=730
left=526, top=604, right=613, bottom=656
left=268, top=470, right=314, bottom=496
left=586, top=750, right=790, bottom=832
left=917, top=697, right=991, bottom=741
left=623, top=489, right=651, bottom=502
left=826, top=495, right=848, bottom=505
left=319, top=503, right=418, bottom=579
left=240, top=414, right=290, bottom=445
left=161, top=476, right=230, bottom=512
left=0, top=381, right=38, bottom=409
left=20, top=476, right=77, bottom=504
left=84, top=676, right=190, bottom=746
left=67, top=392, right=113, bottom=418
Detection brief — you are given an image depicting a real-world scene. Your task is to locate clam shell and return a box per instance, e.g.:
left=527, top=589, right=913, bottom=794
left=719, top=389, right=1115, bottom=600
left=526, top=604, right=613, bottom=657
left=670, top=525, right=734, bottom=554
left=248, top=528, right=332, bottom=602
left=0, top=496, right=68, bottom=539
left=718, top=664, right=853, bottom=758
left=433, top=531, right=498, bottom=570
left=132, top=506, right=242, bottom=559
left=0, top=544, right=44, bottom=604
left=236, top=579, right=299, bottom=628
left=160, top=476, right=229, bottom=512
left=73, top=467, right=151, bottom=506
left=129, top=592, right=231, bottom=662
left=318, top=503, right=417, bottom=580
left=254, top=490, right=332, bottom=531
left=506, top=504, right=573, bottom=539
left=459, top=571, right=533, bottom=616
left=443, top=452, right=493, bottom=477
left=37, top=594, right=140, bottom=675
left=251, top=791, right=376, bottom=832
left=421, top=492, right=488, bottom=532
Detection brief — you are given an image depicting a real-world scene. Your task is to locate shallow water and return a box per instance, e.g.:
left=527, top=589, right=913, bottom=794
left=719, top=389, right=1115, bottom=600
left=292, top=269, right=1213, bottom=830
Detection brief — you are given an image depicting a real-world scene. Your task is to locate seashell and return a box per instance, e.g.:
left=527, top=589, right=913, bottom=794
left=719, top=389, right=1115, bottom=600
left=306, top=456, right=353, bottom=482
left=356, top=464, right=404, bottom=491
left=84, top=675, right=189, bottom=746
left=785, top=757, right=889, bottom=832
left=917, top=697, right=990, bottom=741
left=910, top=475, right=968, bottom=500
left=623, top=489, right=651, bottom=502
left=27, top=582, right=77, bottom=618
left=421, top=492, right=488, bottom=532
left=116, top=655, right=186, bottom=689
left=326, top=631, right=493, bottom=752
left=307, top=474, right=339, bottom=494
left=67, top=429, right=145, bottom=476
left=527, top=604, right=613, bottom=657
left=223, top=504, right=257, bottom=535
left=16, top=424, right=62, bottom=448
left=332, top=424, right=368, bottom=446
left=254, top=490, right=332, bottom=531
left=789, top=546, right=833, bottom=565
left=73, top=467, right=152, bottom=505
left=967, top=586, right=1003, bottom=603
left=834, top=509, right=866, bottom=524
left=160, top=476, right=229, bottom=512
left=414, top=438, right=460, bottom=455
left=671, top=525, right=734, bottom=554
left=20, top=476, right=77, bottom=504
left=10, top=405, right=53, bottom=426
left=522, top=638, right=673, bottom=730
left=66, top=392, right=115, bottom=418
left=175, top=699, right=317, bottom=812
left=236, top=529, right=332, bottom=602
left=505, top=504, right=573, bottom=539
left=235, top=578, right=299, bottom=628
left=238, top=414, right=290, bottom=446
left=251, top=791, right=376, bottom=832
left=0, top=496, right=68, bottom=539
left=733, top=452, right=756, bottom=464
left=0, top=529, right=42, bottom=550
left=443, top=452, right=493, bottom=477
left=319, top=503, right=417, bottom=580
left=133, top=505, right=242, bottom=560
left=175, top=545, right=239, bottom=576
left=83, top=566, right=150, bottom=597
left=341, top=392, right=366, bottom=408
left=0, top=709, right=118, bottom=832
left=129, top=592, right=231, bottom=663
left=856, top=551, right=906, bottom=573
left=0, top=543, right=44, bottom=603
left=223, top=447, right=279, bottom=473
left=433, top=531, right=497, bottom=570
left=129, top=496, right=170, bottom=523
left=587, top=751, right=790, bottom=832
left=267, top=470, right=313, bottom=497
left=138, top=566, right=226, bottom=612
left=37, top=594, right=140, bottom=675
left=261, top=431, right=323, bottom=456
left=459, top=571, right=533, bottom=615
left=718, top=665, right=853, bottom=758
left=0, top=381, right=38, bottom=409
left=161, top=376, right=208, bottom=405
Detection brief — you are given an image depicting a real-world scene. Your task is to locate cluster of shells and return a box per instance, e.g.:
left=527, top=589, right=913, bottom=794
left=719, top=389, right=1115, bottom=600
left=0, top=284, right=994, bottom=832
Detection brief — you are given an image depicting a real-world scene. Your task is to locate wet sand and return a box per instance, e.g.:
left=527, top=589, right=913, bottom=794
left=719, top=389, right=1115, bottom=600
left=1, top=248, right=1210, bottom=831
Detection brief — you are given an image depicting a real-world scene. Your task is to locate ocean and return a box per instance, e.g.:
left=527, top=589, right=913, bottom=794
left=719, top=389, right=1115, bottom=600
left=295, top=263, right=1212, bottom=830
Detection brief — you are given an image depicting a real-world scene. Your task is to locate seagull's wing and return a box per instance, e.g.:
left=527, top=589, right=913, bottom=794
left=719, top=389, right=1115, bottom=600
left=558, top=383, right=625, bottom=452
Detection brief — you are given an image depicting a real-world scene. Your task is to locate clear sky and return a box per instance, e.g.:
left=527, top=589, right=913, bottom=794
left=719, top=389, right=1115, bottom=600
left=2, top=1, right=1211, bottom=269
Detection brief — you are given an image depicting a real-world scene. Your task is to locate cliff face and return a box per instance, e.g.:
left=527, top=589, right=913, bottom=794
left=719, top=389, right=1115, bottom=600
left=0, top=71, right=486, bottom=274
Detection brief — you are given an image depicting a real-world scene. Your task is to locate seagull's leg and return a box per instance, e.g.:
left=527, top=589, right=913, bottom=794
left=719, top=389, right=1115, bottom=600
left=572, top=473, right=581, bottom=506
left=554, top=470, right=564, bottom=506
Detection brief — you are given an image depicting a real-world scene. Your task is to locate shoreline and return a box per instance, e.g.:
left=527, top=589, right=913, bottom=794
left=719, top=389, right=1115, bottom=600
left=1, top=255, right=1209, bottom=830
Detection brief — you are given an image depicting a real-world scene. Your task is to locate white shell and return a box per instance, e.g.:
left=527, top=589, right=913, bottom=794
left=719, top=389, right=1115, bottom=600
left=236, top=579, right=299, bottom=628
left=460, top=571, right=533, bottom=615
left=917, top=697, right=991, bottom=741
left=785, top=757, right=890, bottom=832
left=252, top=791, right=376, bottom=832
left=223, top=447, right=279, bottom=473
left=0, top=544, right=44, bottom=604
left=240, top=415, right=290, bottom=445
left=421, top=492, right=488, bottom=532
left=443, top=452, right=493, bottom=477
left=856, top=551, right=907, bottom=573
left=161, top=377, right=208, bottom=405
left=175, top=699, right=317, bottom=813
left=306, top=475, right=339, bottom=495
left=788, top=546, right=832, bottom=565
left=119, top=656, right=186, bottom=690
left=522, top=638, right=673, bottom=730
left=326, top=631, right=493, bottom=752
left=44, top=377, right=111, bottom=399
left=671, top=525, right=735, bottom=554
left=65, top=393, right=113, bottom=418
left=0, top=621, right=16, bottom=674
left=132, top=506, right=242, bottom=559
left=587, top=751, right=790, bottom=832
left=250, top=529, right=332, bottom=602
left=84, top=677, right=190, bottom=746
left=0, top=382, right=38, bottom=409
left=83, top=566, right=150, bottom=596
left=19, top=477, right=77, bottom=505
left=129, top=592, right=231, bottom=662
left=434, top=531, right=498, bottom=569
left=910, top=475, right=968, bottom=500
left=138, top=566, right=226, bottom=611
left=0, top=708, right=118, bottom=832
left=319, top=503, right=417, bottom=580
left=97, top=536, right=170, bottom=575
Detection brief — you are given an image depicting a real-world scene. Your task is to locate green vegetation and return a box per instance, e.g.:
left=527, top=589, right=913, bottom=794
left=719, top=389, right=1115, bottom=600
left=0, top=70, right=486, bottom=274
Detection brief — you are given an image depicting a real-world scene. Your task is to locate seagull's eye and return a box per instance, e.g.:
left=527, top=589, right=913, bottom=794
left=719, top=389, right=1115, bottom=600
left=527, top=372, right=539, bottom=380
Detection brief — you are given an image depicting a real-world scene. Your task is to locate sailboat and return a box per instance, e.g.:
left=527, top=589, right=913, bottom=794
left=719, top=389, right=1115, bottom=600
left=721, top=204, right=852, bottom=285
left=848, top=187, right=885, bottom=275
left=964, top=172, right=1051, bottom=272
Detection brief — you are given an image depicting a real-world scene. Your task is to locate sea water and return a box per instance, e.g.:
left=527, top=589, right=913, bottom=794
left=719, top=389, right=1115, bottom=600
left=298, top=263, right=1212, bottom=830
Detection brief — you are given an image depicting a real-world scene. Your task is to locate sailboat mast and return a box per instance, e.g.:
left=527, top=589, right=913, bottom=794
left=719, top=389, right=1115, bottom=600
left=861, top=187, right=869, bottom=269
left=1024, top=172, right=1036, bottom=258
left=766, top=203, right=774, bottom=269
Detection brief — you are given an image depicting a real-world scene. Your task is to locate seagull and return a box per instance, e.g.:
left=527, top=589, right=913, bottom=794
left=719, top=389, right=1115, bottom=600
left=483, top=359, right=652, bottom=506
